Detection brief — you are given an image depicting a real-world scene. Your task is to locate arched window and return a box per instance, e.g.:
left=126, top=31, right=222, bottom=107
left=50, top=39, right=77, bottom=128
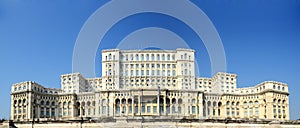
left=226, top=101, right=230, bottom=106
left=109, top=54, right=112, bottom=60
left=243, top=101, right=247, bottom=107
left=41, top=101, right=45, bottom=105
left=255, top=101, right=259, bottom=106
left=249, top=101, right=253, bottom=106
left=178, top=99, right=182, bottom=104
left=141, top=54, right=144, bottom=61
left=151, top=54, right=155, bottom=60
left=122, top=99, right=126, bottom=104
left=172, top=98, right=176, bottom=104
left=167, top=54, right=170, bottom=60
left=135, top=54, right=139, bottom=61
left=146, top=54, right=149, bottom=60
left=46, top=101, right=50, bottom=106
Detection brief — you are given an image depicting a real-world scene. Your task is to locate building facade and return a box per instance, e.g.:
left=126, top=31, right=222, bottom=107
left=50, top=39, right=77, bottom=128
left=10, top=49, right=290, bottom=121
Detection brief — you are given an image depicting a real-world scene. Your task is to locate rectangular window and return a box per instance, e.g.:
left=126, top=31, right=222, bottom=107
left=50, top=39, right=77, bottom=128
left=135, top=106, right=138, bottom=114
left=255, top=107, right=259, bottom=115
left=153, top=106, right=157, bottom=113
left=244, top=108, right=248, bottom=117
left=123, top=106, right=126, bottom=113
left=51, top=108, right=55, bottom=117
left=46, top=108, right=50, bottom=116
left=59, top=108, right=62, bottom=117
left=226, top=108, right=230, bottom=116
left=178, top=106, right=181, bottom=113
left=102, top=106, right=106, bottom=114
left=157, top=64, right=160, bottom=68
left=40, top=107, right=44, bottom=116
left=129, top=106, right=132, bottom=113
left=141, top=70, right=144, bottom=76
left=116, top=107, right=120, bottom=114
left=249, top=108, right=253, bottom=116
left=142, top=106, right=145, bottom=113
left=167, top=64, right=170, bottom=68
left=147, top=106, right=151, bottom=113
left=231, top=108, right=235, bottom=116
left=130, top=70, right=133, bottom=76
left=192, top=106, right=196, bottom=114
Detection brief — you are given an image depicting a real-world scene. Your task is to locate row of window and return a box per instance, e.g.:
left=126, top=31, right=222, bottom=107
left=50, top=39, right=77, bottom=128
left=119, top=53, right=176, bottom=61
left=121, top=63, right=177, bottom=69
left=121, top=78, right=176, bottom=84
left=273, top=85, right=286, bottom=91
left=120, top=69, right=177, bottom=77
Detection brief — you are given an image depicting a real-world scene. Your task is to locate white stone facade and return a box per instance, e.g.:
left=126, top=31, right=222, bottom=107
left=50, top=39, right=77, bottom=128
left=10, top=49, right=290, bottom=122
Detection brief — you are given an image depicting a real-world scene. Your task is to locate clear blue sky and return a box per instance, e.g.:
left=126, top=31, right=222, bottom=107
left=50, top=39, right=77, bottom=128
left=0, top=0, right=299, bottom=120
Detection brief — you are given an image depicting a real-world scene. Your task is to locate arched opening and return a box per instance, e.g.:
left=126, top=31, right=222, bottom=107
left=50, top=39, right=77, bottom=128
left=213, top=101, right=217, bottom=116
left=178, top=98, right=182, bottom=104
left=218, top=102, right=222, bottom=116
left=122, top=98, right=126, bottom=104
left=40, top=101, right=45, bottom=106
left=207, top=101, right=211, bottom=116
left=128, top=98, right=132, bottom=104
left=172, top=98, right=176, bottom=104
left=76, top=102, right=80, bottom=116
left=115, top=99, right=120, bottom=105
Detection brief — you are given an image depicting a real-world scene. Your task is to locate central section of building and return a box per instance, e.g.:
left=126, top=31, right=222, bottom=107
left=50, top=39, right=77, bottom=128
left=11, top=49, right=290, bottom=121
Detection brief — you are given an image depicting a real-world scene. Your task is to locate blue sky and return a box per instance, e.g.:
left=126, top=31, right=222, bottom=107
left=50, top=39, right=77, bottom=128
left=0, top=0, right=300, bottom=119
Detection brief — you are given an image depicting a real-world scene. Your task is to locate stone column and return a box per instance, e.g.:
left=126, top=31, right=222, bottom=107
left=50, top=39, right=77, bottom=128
left=157, top=94, right=160, bottom=116
left=37, top=103, right=40, bottom=119
left=95, top=93, right=100, bottom=117
left=28, top=93, right=32, bottom=120
left=265, top=92, right=274, bottom=119
left=164, top=95, right=167, bottom=115
left=285, top=97, right=290, bottom=120
left=131, top=98, right=134, bottom=116
left=259, top=100, right=264, bottom=119
left=10, top=95, right=14, bottom=120
left=198, top=98, right=203, bottom=118
left=138, top=94, right=141, bottom=116
left=126, top=99, right=129, bottom=116
left=107, top=98, right=110, bottom=116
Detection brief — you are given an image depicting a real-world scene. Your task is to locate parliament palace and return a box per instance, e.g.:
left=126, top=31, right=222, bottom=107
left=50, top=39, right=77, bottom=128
left=10, top=49, right=290, bottom=122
